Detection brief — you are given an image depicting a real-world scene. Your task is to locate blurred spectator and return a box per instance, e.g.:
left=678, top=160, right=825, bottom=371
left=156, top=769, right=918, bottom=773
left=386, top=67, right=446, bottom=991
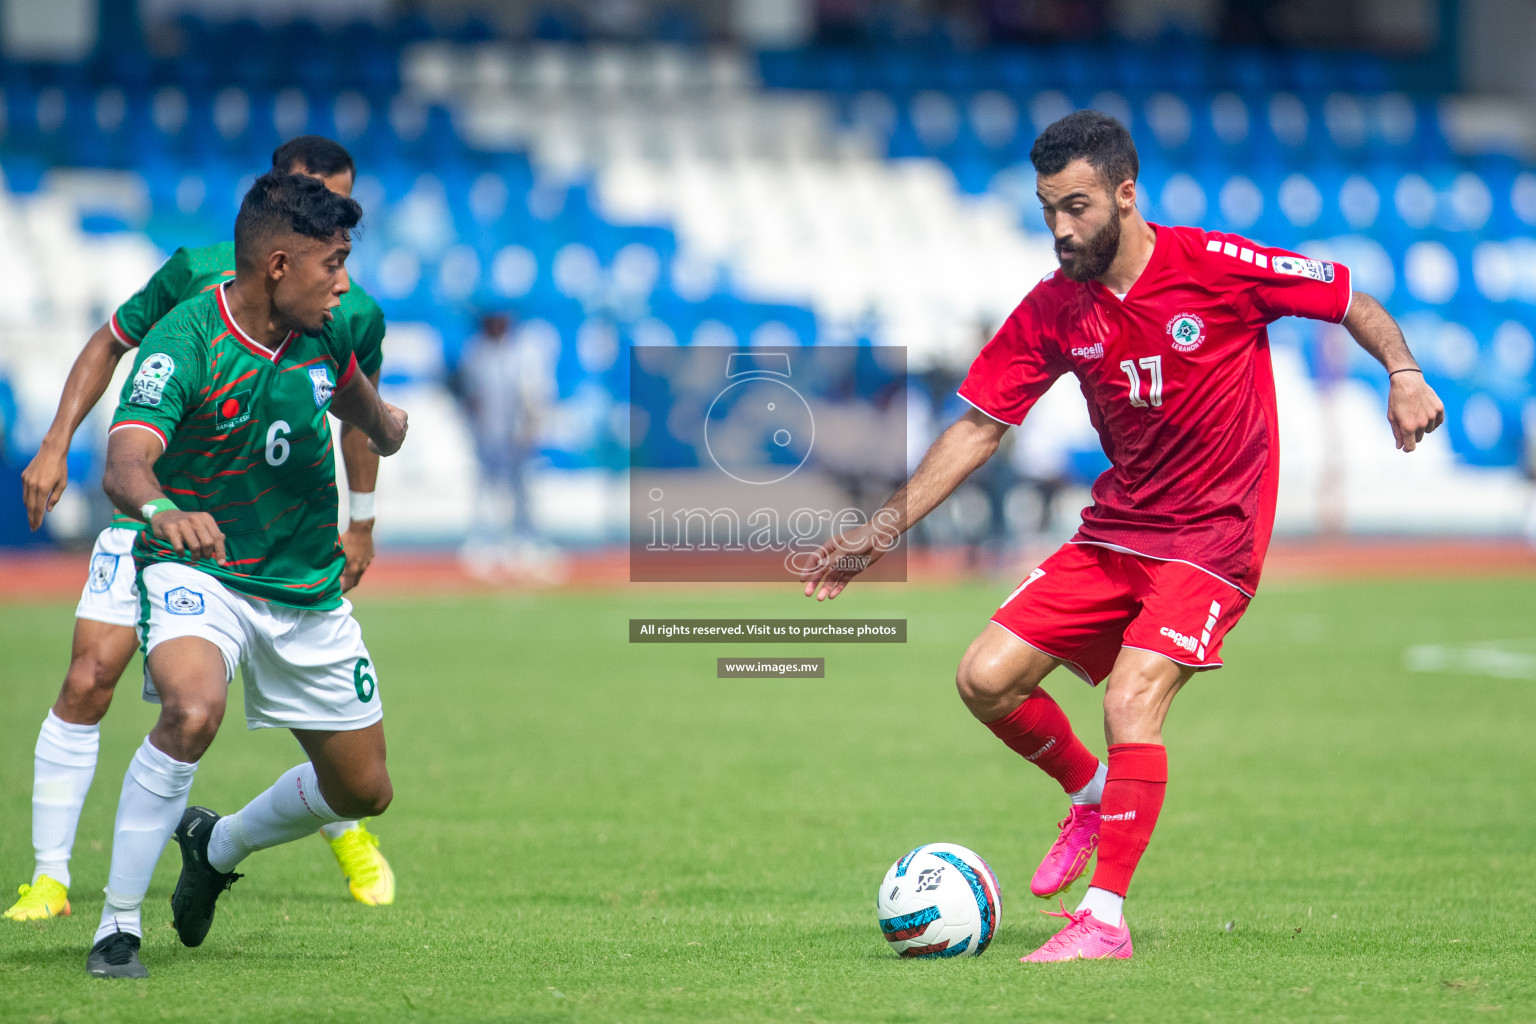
left=452, top=313, right=561, bottom=576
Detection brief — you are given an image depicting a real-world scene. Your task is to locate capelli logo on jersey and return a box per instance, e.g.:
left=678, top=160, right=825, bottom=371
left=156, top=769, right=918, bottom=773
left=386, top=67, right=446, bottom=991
left=1166, top=312, right=1206, bottom=353
left=1070, top=342, right=1104, bottom=360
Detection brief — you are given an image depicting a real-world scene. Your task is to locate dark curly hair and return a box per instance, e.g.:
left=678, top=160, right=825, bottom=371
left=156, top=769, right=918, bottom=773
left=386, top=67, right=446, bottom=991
left=1030, top=110, right=1139, bottom=190
left=234, top=171, right=363, bottom=270
left=271, top=135, right=356, bottom=179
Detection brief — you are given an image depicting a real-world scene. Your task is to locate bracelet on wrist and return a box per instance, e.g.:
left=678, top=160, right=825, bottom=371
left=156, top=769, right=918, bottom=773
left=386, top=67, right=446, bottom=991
left=1388, top=368, right=1423, bottom=378
left=348, top=490, right=376, bottom=522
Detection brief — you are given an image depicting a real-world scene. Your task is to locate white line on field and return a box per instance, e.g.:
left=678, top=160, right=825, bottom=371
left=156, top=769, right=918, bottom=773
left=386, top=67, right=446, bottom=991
left=1405, top=643, right=1536, bottom=680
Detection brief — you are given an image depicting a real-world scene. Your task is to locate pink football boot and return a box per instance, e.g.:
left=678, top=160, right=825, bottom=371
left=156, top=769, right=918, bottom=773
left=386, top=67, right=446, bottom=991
left=1021, top=904, right=1133, bottom=962
left=1030, top=804, right=1100, bottom=898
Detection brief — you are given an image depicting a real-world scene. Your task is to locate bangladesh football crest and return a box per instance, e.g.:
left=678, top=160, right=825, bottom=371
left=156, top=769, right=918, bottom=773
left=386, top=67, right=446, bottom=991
left=128, top=353, right=176, bottom=406
left=309, top=366, right=335, bottom=408
left=1166, top=312, right=1206, bottom=353
left=164, top=587, right=205, bottom=615
left=88, top=553, right=118, bottom=593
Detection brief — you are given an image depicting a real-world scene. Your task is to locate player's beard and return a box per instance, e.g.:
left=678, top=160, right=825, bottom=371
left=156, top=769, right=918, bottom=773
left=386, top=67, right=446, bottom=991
left=1055, top=211, right=1122, bottom=283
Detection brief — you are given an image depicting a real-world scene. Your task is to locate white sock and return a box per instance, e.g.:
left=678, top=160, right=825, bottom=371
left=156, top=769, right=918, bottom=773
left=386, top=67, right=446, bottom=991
left=207, top=763, right=343, bottom=874
left=319, top=820, right=361, bottom=841
left=32, top=711, right=100, bottom=888
left=1076, top=886, right=1125, bottom=927
left=94, top=738, right=198, bottom=943
left=1069, top=761, right=1108, bottom=806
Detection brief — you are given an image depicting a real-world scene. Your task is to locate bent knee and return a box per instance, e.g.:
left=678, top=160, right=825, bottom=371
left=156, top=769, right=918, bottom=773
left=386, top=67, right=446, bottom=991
left=955, top=651, right=1038, bottom=715
left=66, top=653, right=122, bottom=693
left=1103, top=664, right=1170, bottom=713
left=327, top=772, right=392, bottom=819
left=60, top=655, right=122, bottom=715
left=157, top=701, right=224, bottom=745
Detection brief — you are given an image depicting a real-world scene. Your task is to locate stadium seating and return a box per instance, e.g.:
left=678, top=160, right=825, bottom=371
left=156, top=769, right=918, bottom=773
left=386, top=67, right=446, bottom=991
left=0, top=18, right=1531, bottom=544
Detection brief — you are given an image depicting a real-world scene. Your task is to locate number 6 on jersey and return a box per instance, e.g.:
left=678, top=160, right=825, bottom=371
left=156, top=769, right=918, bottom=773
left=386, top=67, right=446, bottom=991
left=265, top=420, right=291, bottom=466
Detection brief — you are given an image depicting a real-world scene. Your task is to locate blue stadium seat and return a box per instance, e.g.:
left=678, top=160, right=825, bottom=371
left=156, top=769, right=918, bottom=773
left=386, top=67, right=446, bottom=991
left=1, top=29, right=1530, bottom=476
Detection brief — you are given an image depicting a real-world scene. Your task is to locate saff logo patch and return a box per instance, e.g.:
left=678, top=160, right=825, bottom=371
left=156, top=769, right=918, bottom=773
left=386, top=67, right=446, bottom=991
left=1272, top=255, right=1335, bottom=283
left=1167, top=312, right=1206, bottom=353
left=88, top=553, right=118, bottom=593
left=214, top=389, right=252, bottom=433
left=309, top=366, right=335, bottom=408
left=129, top=353, right=175, bottom=406
left=165, top=587, right=205, bottom=615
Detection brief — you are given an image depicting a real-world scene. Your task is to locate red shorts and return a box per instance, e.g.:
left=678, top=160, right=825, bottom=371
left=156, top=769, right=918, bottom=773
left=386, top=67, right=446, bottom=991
left=990, top=543, right=1251, bottom=686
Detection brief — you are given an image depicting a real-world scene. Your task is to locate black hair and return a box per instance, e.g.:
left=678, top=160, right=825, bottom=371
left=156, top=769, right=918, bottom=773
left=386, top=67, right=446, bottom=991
left=1030, top=110, right=1139, bottom=190
left=271, top=135, right=356, bottom=179
left=234, top=171, right=363, bottom=271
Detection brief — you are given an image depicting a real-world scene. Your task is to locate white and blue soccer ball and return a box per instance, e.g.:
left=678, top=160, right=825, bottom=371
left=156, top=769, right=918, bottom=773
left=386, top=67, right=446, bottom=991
left=876, top=842, right=1001, bottom=958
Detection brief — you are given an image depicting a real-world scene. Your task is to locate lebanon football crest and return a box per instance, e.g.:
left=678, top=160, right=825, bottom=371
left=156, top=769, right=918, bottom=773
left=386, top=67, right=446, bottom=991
left=1166, top=312, right=1206, bottom=353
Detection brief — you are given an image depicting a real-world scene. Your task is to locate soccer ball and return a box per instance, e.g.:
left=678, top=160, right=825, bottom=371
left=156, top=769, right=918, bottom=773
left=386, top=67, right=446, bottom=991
left=876, top=843, right=1001, bottom=958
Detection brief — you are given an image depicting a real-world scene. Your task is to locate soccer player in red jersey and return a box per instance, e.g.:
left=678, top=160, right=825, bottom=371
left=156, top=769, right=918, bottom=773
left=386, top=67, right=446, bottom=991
left=802, top=111, right=1445, bottom=961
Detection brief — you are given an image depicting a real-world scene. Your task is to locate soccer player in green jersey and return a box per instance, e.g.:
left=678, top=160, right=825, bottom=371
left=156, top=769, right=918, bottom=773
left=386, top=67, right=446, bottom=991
left=86, top=171, right=408, bottom=979
left=6, top=139, right=396, bottom=927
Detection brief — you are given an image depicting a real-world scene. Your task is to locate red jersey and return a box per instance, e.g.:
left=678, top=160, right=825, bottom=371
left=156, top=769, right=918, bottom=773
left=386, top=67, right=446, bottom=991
left=958, top=223, right=1352, bottom=595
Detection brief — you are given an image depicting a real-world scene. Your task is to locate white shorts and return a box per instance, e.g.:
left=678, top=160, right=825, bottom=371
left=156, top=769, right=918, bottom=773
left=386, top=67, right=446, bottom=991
left=139, top=562, right=383, bottom=732
left=75, top=526, right=142, bottom=628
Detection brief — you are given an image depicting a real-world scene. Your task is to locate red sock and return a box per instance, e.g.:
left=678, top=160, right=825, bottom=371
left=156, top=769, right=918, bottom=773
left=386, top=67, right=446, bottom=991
left=1089, top=743, right=1168, bottom=896
left=984, top=689, right=1100, bottom=795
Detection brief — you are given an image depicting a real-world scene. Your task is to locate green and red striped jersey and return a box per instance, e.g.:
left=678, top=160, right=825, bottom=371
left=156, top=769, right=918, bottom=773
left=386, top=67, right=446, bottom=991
left=110, top=282, right=363, bottom=609
left=106, top=242, right=385, bottom=532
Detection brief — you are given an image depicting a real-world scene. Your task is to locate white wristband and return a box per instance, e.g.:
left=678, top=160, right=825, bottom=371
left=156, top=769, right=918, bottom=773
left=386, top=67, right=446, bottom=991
left=348, top=491, right=376, bottom=522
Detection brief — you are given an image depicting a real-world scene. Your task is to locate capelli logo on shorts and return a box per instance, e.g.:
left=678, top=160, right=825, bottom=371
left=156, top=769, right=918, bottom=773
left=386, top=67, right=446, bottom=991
left=165, top=587, right=205, bottom=615
left=1159, top=626, right=1198, bottom=652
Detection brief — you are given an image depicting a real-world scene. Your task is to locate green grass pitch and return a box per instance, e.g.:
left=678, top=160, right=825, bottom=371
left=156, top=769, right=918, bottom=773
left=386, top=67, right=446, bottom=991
left=2, top=575, right=1535, bottom=1022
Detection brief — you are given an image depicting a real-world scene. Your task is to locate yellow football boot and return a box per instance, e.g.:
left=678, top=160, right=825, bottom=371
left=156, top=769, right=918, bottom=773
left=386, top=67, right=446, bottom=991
left=4, top=876, right=71, bottom=921
left=325, top=823, right=395, bottom=906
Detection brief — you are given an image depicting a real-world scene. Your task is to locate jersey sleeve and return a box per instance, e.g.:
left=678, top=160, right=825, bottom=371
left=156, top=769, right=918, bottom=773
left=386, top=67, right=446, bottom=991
left=956, top=289, right=1068, bottom=426
left=109, top=320, right=205, bottom=449
left=1202, top=232, right=1353, bottom=325
left=350, top=290, right=386, bottom=379
left=110, top=248, right=194, bottom=348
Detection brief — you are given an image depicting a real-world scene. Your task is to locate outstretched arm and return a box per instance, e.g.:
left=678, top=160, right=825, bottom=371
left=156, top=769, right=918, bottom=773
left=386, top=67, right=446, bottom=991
left=21, top=323, right=127, bottom=529
left=1341, top=291, right=1445, bottom=452
left=330, top=365, right=408, bottom=457
left=338, top=371, right=382, bottom=592
left=103, top=426, right=226, bottom=563
left=800, top=408, right=1009, bottom=601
